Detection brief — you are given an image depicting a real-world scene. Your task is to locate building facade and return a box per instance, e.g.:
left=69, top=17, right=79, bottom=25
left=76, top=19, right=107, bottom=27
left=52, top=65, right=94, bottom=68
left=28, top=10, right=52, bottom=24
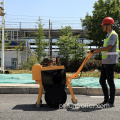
left=0, top=28, right=88, bottom=69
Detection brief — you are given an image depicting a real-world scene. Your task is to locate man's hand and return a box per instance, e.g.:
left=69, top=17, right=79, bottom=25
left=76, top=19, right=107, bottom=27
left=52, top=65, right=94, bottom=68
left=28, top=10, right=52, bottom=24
left=88, top=49, right=95, bottom=54
left=90, top=49, right=95, bottom=53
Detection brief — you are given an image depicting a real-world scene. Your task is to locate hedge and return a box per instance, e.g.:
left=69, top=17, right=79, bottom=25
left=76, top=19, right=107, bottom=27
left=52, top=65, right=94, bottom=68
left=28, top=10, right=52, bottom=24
left=61, top=58, right=120, bottom=73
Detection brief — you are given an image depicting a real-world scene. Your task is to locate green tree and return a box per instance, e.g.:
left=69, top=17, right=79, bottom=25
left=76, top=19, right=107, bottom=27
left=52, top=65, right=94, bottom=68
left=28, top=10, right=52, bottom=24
left=34, top=17, right=48, bottom=63
left=81, top=0, right=120, bottom=48
left=57, top=26, right=87, bottom=61
left=0, top=32, right=11, bottom=50
left=22, top=54, right=38, bottom=70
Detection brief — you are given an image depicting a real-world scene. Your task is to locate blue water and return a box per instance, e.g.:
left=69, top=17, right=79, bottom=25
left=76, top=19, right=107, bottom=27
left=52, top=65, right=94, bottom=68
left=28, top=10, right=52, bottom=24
left=0, top=74, right=120, bottom=88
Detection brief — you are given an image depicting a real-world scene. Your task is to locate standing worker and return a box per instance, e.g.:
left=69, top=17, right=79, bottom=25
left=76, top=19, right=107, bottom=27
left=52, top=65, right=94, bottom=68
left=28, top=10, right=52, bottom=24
left=91, top=17, right=119, bottom=107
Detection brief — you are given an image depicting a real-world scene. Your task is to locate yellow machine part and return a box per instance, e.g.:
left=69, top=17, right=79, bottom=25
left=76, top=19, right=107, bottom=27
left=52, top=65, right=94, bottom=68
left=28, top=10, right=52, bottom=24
left=32, top=52, right=94, bottom=106
left=32, top=65, right=42, bottom=84
left=32, top=65, right=65, bottom=84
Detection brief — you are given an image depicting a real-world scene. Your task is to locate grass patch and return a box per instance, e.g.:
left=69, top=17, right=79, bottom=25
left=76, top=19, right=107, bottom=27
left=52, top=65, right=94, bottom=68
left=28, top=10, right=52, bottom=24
left=8, top=69, right=120, bottom=79
left=9, top=70, right=32, bottom=74
left=66, top=70, right=120, bottom=79
left=66, top=70, right=100, bottom=78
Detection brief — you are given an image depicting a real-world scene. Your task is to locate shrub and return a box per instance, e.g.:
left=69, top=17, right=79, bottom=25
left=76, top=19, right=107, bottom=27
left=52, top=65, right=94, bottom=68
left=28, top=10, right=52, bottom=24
left=22, top=54, right=38, bottom=70
left=66, top=59, right=83, bottom=72
left=61, top=58, right=70, bottom=72
left=22, top=62, right=29, bottom=70
left=115, top=62, right=120, bottom=73
left=83, top=59, right=102, bottom=71
left=61, top=57, right=102, bottom=72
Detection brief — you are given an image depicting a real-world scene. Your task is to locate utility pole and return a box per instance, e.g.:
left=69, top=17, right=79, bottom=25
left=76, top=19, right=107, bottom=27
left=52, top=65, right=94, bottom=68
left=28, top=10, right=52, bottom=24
left=0, top=0, right=5, bottom=73
left=49, top=19, right=52, bottom=59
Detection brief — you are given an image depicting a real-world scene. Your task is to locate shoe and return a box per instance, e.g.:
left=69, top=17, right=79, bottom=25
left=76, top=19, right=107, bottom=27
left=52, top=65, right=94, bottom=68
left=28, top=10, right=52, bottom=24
left=102, top=102, right=115, bottom=108
left=97, top=101, right=108, bottom=106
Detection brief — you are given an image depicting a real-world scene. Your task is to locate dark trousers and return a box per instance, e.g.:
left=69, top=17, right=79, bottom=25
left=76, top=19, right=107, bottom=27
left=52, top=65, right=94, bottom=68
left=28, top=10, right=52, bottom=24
left=99, top=64, right=116, bottom=104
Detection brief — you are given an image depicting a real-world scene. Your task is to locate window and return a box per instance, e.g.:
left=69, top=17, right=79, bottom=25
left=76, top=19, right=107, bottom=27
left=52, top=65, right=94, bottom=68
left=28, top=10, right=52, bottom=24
left=11, top=58, right=17, bottom=67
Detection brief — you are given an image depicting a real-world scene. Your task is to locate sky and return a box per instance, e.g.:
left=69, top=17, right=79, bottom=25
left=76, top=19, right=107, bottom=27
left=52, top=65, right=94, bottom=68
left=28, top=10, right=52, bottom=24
left=0, top=0, right=98, bottom=29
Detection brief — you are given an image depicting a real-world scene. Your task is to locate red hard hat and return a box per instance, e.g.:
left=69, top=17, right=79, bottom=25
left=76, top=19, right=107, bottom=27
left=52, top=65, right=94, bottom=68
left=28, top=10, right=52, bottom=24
left=101, top=17, right=115, bottom=25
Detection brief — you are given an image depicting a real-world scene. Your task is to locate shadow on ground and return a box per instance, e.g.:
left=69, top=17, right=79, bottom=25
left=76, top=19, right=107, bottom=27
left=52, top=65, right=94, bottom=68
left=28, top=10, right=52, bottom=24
left=12, top=103, right=109, bottom=112
left=12, top=104, right=58, bottom=111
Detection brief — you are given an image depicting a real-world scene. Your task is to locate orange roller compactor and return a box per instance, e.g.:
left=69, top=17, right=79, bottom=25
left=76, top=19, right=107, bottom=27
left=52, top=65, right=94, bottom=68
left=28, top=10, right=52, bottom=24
left=32, top=51, right=94, bottom=107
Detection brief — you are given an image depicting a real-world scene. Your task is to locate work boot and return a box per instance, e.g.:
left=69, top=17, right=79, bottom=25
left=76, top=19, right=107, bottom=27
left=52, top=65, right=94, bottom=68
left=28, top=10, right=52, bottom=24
left=102, top=102, right=115, bottom=108
left=97, top=100, right=108, bottom=107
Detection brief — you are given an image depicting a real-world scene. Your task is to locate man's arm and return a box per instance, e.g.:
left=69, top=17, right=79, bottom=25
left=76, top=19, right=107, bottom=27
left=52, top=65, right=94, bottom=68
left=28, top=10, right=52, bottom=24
left=92, top=45, right=112, bottom=54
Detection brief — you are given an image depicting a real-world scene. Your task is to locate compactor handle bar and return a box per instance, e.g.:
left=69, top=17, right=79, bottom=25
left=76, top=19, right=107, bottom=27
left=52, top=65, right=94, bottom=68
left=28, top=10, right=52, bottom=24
left=69, top=50, right=94, bottom=79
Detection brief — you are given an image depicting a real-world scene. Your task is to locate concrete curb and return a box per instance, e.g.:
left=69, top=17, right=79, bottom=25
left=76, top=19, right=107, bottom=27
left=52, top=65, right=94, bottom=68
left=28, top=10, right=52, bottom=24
left=0, top=84, right=120, bottom=96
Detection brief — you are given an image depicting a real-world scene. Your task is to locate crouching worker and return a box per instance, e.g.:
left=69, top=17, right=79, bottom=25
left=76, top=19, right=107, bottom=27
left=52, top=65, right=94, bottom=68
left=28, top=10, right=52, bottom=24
left=91, top=17, right=119, bottom=107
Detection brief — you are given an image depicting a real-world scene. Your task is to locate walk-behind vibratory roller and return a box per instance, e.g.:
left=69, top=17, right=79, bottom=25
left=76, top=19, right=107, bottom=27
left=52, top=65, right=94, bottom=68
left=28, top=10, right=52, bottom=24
left=32, top=51, right=94, bottom=108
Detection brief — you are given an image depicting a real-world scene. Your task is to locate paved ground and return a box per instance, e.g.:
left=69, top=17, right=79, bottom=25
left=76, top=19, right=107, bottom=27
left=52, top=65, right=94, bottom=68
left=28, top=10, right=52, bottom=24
left=0, top=94, right=120, bottom=120
left=0, top=84, right=120, bottom=95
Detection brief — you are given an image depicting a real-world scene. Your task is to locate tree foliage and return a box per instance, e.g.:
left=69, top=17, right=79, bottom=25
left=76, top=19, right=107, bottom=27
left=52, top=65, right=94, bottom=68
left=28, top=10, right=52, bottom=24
left=22, top=54, right=38, bottom=70
left=0, top=32, right=11, bottom=50
left=57, top=26, right=87, bottom=61
left=81, top=0, right=120, bottom=47
left=34, top=17, right=48, bottom=62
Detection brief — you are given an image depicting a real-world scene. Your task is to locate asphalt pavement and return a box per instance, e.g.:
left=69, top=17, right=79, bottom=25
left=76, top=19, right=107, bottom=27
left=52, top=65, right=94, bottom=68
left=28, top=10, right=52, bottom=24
left=0, top=94, right=120, bottom=120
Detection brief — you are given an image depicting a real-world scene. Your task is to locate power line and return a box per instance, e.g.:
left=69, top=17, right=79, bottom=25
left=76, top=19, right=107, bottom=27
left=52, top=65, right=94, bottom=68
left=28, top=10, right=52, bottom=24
left=6, top=14, right=83, bottom=19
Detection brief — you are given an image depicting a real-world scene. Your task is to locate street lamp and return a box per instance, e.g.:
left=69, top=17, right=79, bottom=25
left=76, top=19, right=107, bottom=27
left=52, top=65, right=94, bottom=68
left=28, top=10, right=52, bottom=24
left=0, top=0, right=5, bottom=73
